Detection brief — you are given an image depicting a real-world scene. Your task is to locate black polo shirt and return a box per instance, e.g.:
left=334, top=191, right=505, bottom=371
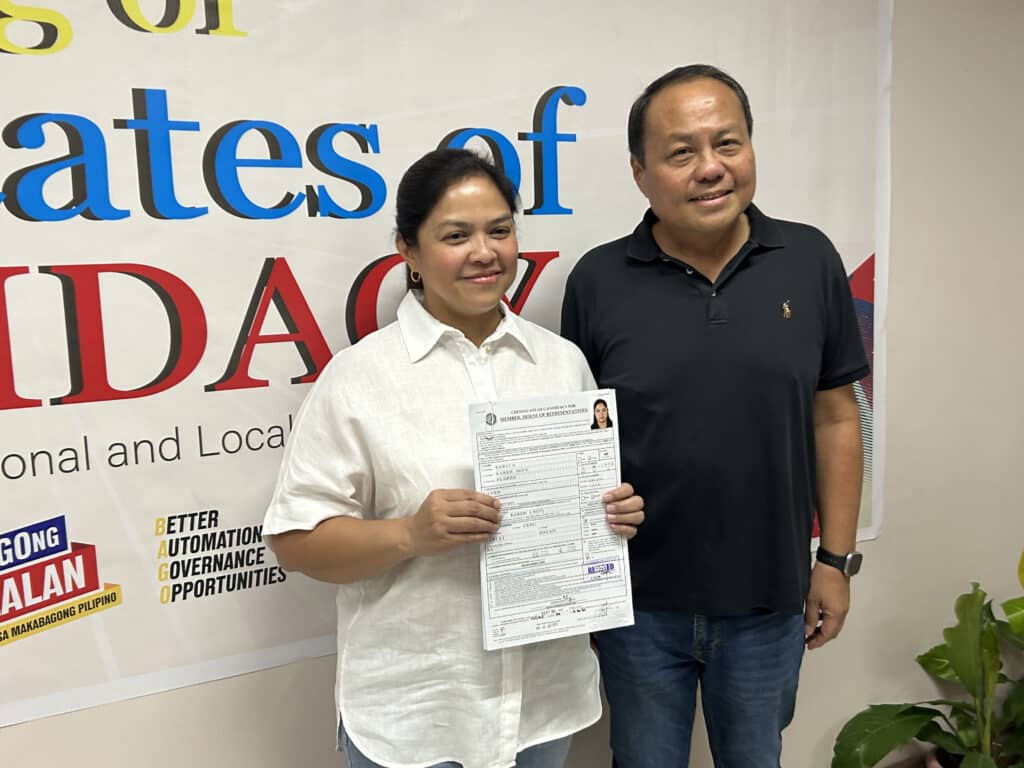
left=561, top=205, right=869, bottom=616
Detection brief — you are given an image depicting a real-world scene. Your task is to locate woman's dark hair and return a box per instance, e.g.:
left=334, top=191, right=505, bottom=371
left=591, top=398, right=613, bottom=429
left=396, top=148, right=519, bottom=288
left=627, top=64, right=753, bottom=167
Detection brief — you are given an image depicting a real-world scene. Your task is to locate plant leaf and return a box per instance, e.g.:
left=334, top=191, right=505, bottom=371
left=982, top=616, right=1002, bottom=677
left=983, top=600, right=999, bottom=628
left=1017, top=548, right=1024, bottom=591
left=918, top=644, right=960, bottom=682
left=951, top=708, right=980, bottom=749
left=960, top=754, right=997, bottom=768
left=980, top=619, right=1001, bottom=741
left=832, top=705, right=945, bottom=768
left=1002, top=727, right=1024, bottom=759
left=923, top=698, right=976, bottom=716
left=944, top=584, right=987, bottom=698
left=1001, top=678, right=1024, bottom=728
left=997, top=619, right=1024, bottom=649
left=916, top=721, right=966, bottom=754
left=1002, top=727, right=1024, bottom=758
left=1003, top=596, right=1024, bottom=637
left=979, top=601, right=1002, bottom=694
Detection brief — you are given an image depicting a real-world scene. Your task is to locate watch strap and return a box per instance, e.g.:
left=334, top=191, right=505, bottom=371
left=816, top=546, right=862, bottom=576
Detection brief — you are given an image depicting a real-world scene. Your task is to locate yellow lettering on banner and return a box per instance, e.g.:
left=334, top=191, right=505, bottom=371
left=157, top=562, right=168, bottom=581
left=0, top=1, right=72, bottom=55
left=154, top=517, right=166, bottom=535
left=157, top=539, right=168, bottom=558
left=108, top=0, right=196, bottom=34
left=196, top=0, right=246, bottom=38
left=159, top=585, right=170, bottom=604
left=0, top=584, right=122, bottom=647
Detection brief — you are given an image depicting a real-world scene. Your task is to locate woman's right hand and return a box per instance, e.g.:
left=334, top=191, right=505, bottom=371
left=404, top=489, right=502, bottom=556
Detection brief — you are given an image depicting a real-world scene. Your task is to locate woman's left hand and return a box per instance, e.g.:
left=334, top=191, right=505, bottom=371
left=603, top=483, right=645, bottom=539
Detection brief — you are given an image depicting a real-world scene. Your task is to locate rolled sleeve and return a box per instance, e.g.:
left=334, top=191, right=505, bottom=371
left=263, top=362, right=372, bottom=536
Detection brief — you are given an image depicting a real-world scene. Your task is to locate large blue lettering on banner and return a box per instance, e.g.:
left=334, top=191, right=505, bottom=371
left=0, top=86, right=587, bottom=222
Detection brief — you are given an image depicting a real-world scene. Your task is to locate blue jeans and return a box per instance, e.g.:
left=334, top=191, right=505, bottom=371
left=594, top=609, right=805, bottom=768
left=339, top=720, right=573, bottom=768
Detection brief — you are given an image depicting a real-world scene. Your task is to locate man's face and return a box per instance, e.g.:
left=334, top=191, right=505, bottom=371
left=632, top=77, right=756, bottom=241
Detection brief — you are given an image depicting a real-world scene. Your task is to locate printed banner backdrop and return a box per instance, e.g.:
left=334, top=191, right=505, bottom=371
left=0, top=0, right=889, bottom=725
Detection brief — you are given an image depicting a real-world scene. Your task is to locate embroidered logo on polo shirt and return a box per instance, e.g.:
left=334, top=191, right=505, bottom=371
left=781, top=300, right=792, bottom=319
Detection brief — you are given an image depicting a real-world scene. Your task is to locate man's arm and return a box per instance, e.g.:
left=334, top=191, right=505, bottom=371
left=805, top=383, right=863, bottom=649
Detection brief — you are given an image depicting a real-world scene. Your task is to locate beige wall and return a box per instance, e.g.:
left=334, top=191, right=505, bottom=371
left=6, top=1, right=1023, bottom=765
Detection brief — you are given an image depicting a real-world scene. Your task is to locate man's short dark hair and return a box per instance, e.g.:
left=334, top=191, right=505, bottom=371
left=627, top=64, right=753, bottom=167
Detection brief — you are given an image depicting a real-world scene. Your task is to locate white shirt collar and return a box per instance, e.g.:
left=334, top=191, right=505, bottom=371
left=396, top=290, right=536, bottom=364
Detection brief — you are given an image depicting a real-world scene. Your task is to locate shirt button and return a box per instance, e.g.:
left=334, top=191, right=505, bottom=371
left=685, top=267, right=694, bottom=275
left=711, top=290, right=718, bottom=297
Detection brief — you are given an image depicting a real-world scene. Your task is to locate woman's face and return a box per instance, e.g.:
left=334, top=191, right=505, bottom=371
left=594, top=402, right=609, bottom=427
left=399, top=175, right=517, bottom=335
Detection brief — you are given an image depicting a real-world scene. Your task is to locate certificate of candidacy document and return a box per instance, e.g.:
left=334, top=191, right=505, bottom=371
left=469, top=389, right=634, bottom=650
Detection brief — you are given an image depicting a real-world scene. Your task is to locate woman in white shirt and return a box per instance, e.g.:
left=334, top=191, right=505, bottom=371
left=263, top=148, right=644, bottom=768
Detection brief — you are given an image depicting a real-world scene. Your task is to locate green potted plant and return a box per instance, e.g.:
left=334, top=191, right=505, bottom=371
left=831, top=548, right=1024, bottom=768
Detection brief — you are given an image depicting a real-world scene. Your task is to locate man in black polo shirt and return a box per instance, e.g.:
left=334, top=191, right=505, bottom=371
left=561, top=65, right=869, bottom=768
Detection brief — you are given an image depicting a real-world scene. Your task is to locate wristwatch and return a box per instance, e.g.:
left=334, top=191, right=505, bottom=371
left=815, top=546, right=863, bottom=577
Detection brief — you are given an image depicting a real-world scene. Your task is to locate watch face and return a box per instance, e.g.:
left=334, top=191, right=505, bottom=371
left=845, top=552, right=863, bottom=576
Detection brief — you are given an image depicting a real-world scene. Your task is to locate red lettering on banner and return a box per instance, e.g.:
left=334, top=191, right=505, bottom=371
left=0, top=250, right=560, bottom=407
left=0, top=266, right=41, bottom=410
left=0, top=543, right=100, bottom=622
left=505, top=251, right=559, bottom=315
left=205, top=257, right=332, bottom=391
left=41, top=263, right=207, bottom=405
left=344, top=253, right=404, bottom=344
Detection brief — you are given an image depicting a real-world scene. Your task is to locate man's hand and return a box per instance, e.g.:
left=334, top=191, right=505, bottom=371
left=603, top=483, right=645, bottom=539
left=404, top=489, right=501, bottom=556
left=804, top=562, right=851, bottom=649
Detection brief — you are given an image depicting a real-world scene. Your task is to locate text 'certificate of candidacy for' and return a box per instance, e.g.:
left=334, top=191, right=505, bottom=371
left=469, top=389, right=634, bottom=651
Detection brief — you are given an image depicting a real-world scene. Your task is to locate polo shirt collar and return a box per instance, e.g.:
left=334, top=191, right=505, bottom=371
left=396, top=290, right=536, bottom=363
left=626, top=203, right=784, bottom=263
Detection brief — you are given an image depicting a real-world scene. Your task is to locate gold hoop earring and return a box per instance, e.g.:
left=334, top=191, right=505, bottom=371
left=410, top=270, right=422, bottom=285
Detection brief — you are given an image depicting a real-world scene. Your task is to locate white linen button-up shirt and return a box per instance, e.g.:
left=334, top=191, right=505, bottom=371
left=263, top=292, right=601, bottom=768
